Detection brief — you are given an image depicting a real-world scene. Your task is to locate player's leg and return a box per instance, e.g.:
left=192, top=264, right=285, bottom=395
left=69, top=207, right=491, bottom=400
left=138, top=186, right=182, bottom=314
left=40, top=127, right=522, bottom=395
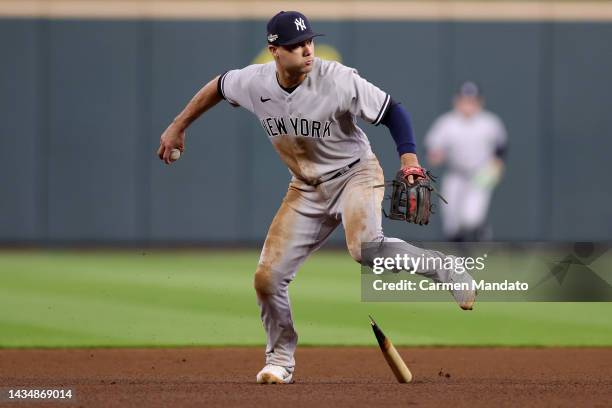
left=440, top=173, right=466, bottom=241
left=255, top=182, right=339, bottom=381
left=336, top=156, right=476, bottom=309
left=336, top=156, right=386, bottom=262
left=456, top=182, right=493, bottom=241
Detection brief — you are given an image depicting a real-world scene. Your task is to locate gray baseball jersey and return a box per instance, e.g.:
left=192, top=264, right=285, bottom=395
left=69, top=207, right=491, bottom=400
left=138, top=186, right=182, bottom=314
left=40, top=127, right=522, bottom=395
left=218, top=58, right=391, bottom=185
left=424, top=110, right=507, bottom=176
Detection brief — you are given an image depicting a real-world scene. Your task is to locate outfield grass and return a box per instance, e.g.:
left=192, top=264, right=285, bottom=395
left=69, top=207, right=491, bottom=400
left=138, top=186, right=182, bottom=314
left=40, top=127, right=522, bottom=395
left=0, top=249, right=611, bottom=348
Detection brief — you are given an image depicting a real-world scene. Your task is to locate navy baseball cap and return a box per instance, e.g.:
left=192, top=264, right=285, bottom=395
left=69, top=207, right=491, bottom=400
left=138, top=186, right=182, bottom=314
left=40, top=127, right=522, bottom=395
left=457, top=81, right=482, bottom=97
left=266, top=11, right=324, bottom=46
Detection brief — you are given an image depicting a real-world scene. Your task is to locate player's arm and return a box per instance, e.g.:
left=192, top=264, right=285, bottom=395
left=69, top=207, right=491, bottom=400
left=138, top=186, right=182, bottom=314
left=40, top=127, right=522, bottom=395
left=489, top=116, right=509, bottom=176
left=423, top=117, right=448, bottom=167
left=344, top=67, right=421, bottom=181
left=379, top=99, right=421, bottom=182
left=493, top=120, right=508, bottom=166
left=491, top=143, right=507, bottom=171
left=157, top=75, right=223, bottom=164
left=483, top=121, right=509, bottom=185
left=474, top=117, right=508, bottom=189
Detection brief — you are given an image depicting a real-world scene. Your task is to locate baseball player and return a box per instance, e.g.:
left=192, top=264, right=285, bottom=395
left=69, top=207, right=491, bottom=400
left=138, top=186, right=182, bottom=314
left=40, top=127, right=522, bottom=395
left=425, top=82, right=508, bottom=241
left=158, top=11, right=476, bottom=384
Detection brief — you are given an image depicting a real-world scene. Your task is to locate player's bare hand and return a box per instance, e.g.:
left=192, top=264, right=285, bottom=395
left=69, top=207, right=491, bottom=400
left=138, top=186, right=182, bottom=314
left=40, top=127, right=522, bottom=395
left=158, top=123, right=186, bottom=164
left=400, top=153, right=421, bottom=184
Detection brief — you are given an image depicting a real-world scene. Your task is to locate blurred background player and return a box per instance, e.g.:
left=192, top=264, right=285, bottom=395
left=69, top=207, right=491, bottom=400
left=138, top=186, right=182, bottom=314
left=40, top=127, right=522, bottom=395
left=424, top=82, right=508, bottom=241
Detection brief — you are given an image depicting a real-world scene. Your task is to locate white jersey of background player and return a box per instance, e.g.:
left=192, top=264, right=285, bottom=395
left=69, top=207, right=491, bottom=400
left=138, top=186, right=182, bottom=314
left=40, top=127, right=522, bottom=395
left=158, top=11, right=477, bottom=385
left=425, top=82, right=508, bottom=241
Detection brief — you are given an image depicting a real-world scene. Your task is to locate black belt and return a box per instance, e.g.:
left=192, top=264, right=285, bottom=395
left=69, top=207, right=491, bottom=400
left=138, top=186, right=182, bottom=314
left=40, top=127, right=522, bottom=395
left=314, top=158, right=361, bottom=185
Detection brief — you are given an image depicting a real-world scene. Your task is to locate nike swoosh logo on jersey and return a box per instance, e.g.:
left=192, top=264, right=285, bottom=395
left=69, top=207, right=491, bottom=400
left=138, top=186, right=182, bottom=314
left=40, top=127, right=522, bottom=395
left=260, top=97, right=271, bottom=103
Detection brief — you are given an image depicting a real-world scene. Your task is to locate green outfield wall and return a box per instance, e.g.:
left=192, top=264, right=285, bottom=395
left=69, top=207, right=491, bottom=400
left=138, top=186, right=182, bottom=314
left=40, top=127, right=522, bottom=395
left=1, top=17, right=611, bottom=244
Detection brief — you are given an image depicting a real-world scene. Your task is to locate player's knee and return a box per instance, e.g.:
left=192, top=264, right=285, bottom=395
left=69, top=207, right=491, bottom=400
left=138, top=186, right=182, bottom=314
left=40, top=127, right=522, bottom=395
left=347, top=233, right=382, bottom=264
left=254, top=263, right=276, bottom=297
left=347, top=241, right=363, bottom=263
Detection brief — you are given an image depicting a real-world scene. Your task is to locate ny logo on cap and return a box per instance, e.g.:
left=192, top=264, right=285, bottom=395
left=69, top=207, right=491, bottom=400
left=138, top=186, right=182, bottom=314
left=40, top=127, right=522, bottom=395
left=294, top=17, right=306, bottom=31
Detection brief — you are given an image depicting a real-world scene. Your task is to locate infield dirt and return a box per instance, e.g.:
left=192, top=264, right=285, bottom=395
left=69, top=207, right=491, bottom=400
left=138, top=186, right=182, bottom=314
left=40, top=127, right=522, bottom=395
left=1, top=347, right=611, bottom=407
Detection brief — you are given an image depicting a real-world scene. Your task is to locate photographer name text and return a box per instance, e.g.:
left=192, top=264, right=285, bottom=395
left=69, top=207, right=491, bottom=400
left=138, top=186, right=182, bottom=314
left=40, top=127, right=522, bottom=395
left=372, top=279, right=529, bottom=292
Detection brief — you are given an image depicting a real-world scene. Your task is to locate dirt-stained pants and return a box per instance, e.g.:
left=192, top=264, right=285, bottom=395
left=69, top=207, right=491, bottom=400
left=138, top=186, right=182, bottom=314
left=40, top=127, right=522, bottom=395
left=254, top=154, right=451, bottom=367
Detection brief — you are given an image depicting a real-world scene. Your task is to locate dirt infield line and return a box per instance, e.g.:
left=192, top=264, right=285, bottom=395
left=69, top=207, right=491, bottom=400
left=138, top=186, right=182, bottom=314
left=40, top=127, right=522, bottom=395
left=0, top=347, right=611, bottom=407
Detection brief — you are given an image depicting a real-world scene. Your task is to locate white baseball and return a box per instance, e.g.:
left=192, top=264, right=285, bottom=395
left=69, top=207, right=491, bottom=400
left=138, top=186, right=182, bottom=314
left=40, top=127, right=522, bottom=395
left=170, top=148, right=181, bottom=161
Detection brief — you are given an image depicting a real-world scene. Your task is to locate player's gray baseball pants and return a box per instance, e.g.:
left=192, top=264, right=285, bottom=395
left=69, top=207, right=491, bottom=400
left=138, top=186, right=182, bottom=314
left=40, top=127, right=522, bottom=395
left=440, top=172, right=493, bottom=238
left=254, top=153, right=463, bottom=367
